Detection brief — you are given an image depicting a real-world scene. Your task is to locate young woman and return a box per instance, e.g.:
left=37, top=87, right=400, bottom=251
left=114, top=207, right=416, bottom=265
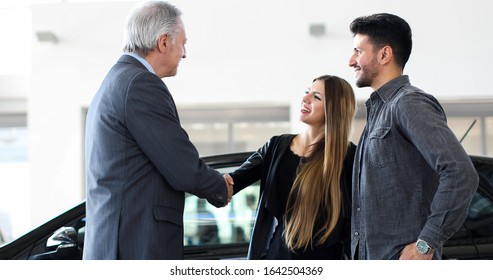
left=224, top=75, right=356, bottom=259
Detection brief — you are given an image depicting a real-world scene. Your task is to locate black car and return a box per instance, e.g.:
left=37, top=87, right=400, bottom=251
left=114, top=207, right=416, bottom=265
left=0, top=153, right=492, bottom=260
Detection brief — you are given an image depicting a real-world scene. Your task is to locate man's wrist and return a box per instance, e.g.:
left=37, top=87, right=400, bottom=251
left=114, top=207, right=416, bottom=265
left=416, top=239, right=434, bottom=255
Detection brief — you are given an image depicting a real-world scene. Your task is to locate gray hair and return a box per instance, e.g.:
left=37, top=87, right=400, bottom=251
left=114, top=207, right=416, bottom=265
left=123, top=1, right=182, bottom=56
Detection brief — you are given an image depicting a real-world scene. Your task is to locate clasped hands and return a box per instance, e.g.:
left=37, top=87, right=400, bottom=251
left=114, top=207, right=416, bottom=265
left=223, top=174, right=234, bottom=204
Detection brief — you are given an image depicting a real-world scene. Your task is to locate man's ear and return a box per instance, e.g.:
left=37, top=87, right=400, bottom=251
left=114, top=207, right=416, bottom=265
left=157, top=34, right=168, bottom=52
left=379, top=45, right=393, bottom=65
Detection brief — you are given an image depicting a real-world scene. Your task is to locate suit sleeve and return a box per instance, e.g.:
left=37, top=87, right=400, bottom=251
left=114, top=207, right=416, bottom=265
left=125, top=72, right=227, bottom=207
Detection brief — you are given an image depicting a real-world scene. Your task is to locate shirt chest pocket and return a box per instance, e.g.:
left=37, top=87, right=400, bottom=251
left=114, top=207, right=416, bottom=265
left=367, top=127, right=396, bottom=168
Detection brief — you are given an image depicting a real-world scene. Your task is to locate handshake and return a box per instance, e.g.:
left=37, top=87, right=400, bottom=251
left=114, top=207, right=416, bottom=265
left=224, top=174, right=234, bottom=204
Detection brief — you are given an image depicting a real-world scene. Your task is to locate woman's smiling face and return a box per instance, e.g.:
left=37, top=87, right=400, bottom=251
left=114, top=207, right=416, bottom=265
left=300, top=79, right=325, bottom=127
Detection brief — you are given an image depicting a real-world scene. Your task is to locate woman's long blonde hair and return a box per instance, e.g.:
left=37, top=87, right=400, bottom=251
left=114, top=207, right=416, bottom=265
left=284, top=75, right=356, bottom=251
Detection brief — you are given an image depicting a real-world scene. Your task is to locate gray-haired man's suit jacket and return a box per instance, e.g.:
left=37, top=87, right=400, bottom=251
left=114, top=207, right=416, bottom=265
left=83, top=55, right=227, bottom=260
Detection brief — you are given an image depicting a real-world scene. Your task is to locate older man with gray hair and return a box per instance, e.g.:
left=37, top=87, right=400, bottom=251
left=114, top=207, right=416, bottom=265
left=84, top=1, right=232, bottom=260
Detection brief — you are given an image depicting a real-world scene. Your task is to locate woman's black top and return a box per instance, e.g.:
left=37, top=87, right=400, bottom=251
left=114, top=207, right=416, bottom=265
left=264, top=148, right=344, bottom=260
left=229, top=134, right=355, bottom=260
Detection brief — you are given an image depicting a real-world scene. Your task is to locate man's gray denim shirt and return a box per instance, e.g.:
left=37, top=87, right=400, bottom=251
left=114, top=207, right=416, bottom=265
left=351, top=75, right=479, bottom=260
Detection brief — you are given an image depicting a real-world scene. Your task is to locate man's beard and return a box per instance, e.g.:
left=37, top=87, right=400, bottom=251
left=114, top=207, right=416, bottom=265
left=356, top=75, right=371, bottom=88
left=355, top=64, right=378, bottom=88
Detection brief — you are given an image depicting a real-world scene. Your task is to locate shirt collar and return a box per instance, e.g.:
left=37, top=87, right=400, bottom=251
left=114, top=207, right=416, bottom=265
left=373, top=75, right=410, bottom=102
left=125, top=52, right=155, bottom=74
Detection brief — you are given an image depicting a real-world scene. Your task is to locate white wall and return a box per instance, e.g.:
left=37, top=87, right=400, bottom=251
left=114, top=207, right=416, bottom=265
left=11, top=0, right=493, bottom=227
left=28, top=1, right=137, bottom=227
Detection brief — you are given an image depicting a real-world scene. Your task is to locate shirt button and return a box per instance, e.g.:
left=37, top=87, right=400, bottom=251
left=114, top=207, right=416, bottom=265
left=356, top=207, right=361, bottom=211
left=354, top=232, right=359, bottom=236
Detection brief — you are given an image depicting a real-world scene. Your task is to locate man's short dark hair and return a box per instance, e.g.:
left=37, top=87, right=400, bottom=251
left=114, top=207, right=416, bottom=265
left=350, top=13, right=412, bottom=70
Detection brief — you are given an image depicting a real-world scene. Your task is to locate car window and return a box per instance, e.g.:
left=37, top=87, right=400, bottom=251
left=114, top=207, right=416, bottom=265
left=0, top=228, right=4, bottom=246
left=464, top=157, right=493, bottom=240
left=445, top=157, right=493, bottom=259
left=184, top=166, right=259, bottom=246
left=467, top=192, right=493, bottom=221
left=462, top=189, right=493, bottom=243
